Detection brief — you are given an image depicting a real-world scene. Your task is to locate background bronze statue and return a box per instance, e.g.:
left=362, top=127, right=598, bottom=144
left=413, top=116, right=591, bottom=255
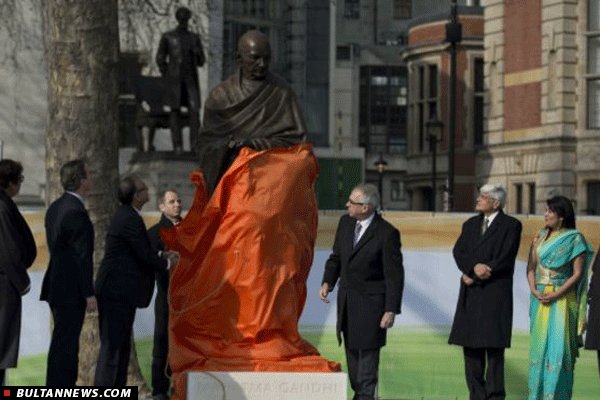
left=198, top=30, right=306, bottom=195
left=156, top=6, right=205, bottom=154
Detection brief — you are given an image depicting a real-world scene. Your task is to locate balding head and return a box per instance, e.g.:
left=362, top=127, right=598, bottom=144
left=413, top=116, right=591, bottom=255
left=236, top=30, right=271, bottom=81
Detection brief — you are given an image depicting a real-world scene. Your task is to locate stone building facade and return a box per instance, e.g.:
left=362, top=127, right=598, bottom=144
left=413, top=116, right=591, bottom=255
left=481, top=0, right=600, bottom=215
left=402, top=6, right=484, bottom=212
left=402, top=0, right=600, bottom=215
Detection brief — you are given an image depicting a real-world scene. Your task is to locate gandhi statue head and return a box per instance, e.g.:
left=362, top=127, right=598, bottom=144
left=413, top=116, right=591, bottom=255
left=236, top=30, right=271, bottom=81
left=175, top=7, right=192, bottom=27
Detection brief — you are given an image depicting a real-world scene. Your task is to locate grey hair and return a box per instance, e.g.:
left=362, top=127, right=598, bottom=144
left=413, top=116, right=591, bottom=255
left=354, top=183, right=380, bottom=210
left=479, top=183, right=506, bottom=208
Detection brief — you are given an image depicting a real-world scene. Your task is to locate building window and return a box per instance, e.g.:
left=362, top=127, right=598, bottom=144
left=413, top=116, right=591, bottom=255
left=393, top=0, right=411, bottom=19
left=410, top=63, right=439, bottom=154
left=337, top=46, right=351, bottom=61
left=587, top=181, right=600, bottom=215
left=587, top=0, right=600, bottom=128
left=391, top=180, right=404, bottom=201
left=473, top=57, right=485, bottom=145
left=514, top=183, right=523, bottom=214
left=345, top=0, right=360, bottom=19
left=528, top=182, right=536, bottom=214
left=359, top=66, right=408, bottom=154
left=225, top=0, right=272, bottom=18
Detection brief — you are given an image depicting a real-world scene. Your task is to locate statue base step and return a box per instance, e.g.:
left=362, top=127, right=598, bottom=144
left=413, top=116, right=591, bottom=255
left=186, top=371, right=347, bottom=400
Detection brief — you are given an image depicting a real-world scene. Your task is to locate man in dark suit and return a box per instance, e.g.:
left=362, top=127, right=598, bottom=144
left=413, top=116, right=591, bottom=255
left=40, top=159, right=95, bottom=386
left=94, top=176, right=179, bottom=386
left=147, top=190, right=182, bottom=400
left=320, top=183, right=404, bottom=400
left=449, top=184, right=522, bottom=400
left=0, top=159, right=36, bottom=386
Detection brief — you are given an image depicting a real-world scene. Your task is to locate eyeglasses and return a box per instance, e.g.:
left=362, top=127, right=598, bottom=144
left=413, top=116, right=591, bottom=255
left=348, top=199, right=366, bottom=206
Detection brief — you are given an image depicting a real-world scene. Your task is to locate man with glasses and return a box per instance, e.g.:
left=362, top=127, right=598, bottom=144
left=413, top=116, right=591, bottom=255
left=448, top=184, right=522, bottom=400
left=94, top=175, right=179, bottom=386
left=41, top=159, right=95, bottom=386
left=320, top=183, right=404, bottom=400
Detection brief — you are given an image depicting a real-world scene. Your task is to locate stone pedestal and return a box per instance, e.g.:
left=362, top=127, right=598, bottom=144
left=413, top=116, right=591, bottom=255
left=186, top=372, right=347, bottom=400
left=125, top=151, right=199, bottom=209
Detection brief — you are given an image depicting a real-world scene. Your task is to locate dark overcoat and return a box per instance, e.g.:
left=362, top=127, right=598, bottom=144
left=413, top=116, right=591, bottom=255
left=147, top=213, right=173, bottom=291
left=156, top=27, right=205, bottom=109
left=41, top=193, right=94, bottom=305
left=95, top=205, right=168, bottom=308
left=448, top=211, right=522, bottom=348
left=322, top=213, right=404, bottom=350
left=585, top=245, right=600, bottom=350
left=0, top=190, right=36, bottom=368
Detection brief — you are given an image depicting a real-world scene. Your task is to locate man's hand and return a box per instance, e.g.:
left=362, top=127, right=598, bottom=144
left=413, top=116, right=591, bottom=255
left=86, top=296, right=98, bottom=313
left=164, top=251, right=180, bottom=268
left=380, top=312, right=395, bottom=329
left=474, top=263, right=492, bottom=280
left=462, top=274, right=475, bottom=286
left=319, top=283, right=331, bottom=304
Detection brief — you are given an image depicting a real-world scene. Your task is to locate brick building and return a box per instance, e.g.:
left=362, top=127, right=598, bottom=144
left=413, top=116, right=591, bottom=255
left=403, top=0, right=600, bottom=215
left=402, top=5, right=484, bottom=211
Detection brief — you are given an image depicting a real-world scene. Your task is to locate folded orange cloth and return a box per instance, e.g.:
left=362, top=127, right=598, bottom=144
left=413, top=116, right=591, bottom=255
left=162, top=144, right=341, bottom=400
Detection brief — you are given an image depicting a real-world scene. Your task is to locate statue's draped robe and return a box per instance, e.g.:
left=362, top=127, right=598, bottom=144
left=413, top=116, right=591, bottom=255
left=164, top=71, right=340, bottom=399
left=197, top=70, right=306, bottom=195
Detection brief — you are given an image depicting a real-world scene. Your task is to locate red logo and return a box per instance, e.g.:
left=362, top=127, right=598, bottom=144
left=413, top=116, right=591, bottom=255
left=3, top=390, right=10, bottom=397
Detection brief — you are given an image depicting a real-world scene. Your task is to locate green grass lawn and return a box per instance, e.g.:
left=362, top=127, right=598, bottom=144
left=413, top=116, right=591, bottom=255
left=8, top=331, right=600, bottom=399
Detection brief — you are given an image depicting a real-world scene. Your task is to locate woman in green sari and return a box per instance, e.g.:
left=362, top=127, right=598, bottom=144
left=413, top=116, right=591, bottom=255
left=527, top=196, right=594, bottom=400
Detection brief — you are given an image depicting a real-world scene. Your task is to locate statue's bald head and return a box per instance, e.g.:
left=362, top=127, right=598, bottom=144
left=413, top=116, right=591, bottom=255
left=236, top=30, right=271, bottom=81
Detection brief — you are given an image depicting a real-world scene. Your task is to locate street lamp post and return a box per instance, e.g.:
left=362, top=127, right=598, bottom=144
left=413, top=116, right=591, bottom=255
left=374, top=153, right=388, bottom=210
left=427, top=114, right=443, bottom=212
left=446, top=0, right=461, bottom=211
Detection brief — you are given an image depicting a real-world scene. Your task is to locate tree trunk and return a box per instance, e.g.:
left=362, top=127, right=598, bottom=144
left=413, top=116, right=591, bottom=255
left=46, top=1, right=151, bottom=395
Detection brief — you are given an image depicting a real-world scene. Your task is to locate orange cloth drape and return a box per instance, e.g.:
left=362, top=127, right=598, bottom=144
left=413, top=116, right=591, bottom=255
left=162, top=144, right=340, bottom=399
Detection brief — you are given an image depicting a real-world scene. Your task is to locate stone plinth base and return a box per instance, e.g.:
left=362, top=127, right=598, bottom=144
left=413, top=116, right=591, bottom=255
left=186, top=372, right=347, bottom=400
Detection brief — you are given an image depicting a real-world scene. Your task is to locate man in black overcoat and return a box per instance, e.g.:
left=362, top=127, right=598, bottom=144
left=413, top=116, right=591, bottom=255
left=320, top=183, right=404, bottom=400
left=448, top=184, right=522, bottom=400
left=147, top=190, right=182, bottom=400
left=94, top=176, right=179, bottom=386
left=0, top=159, right=36, bottom=386
left=156, top=6, right=205, bottom=153
left=41, top=160, right=95, bottom=386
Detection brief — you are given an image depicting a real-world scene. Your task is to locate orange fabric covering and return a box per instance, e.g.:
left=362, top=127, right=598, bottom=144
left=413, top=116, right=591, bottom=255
left=161, top=144, right=341, bottom=399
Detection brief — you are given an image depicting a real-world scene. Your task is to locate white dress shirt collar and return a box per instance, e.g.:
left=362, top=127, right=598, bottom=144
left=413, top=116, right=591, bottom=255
left=66, top=191, right=85, bottom=205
